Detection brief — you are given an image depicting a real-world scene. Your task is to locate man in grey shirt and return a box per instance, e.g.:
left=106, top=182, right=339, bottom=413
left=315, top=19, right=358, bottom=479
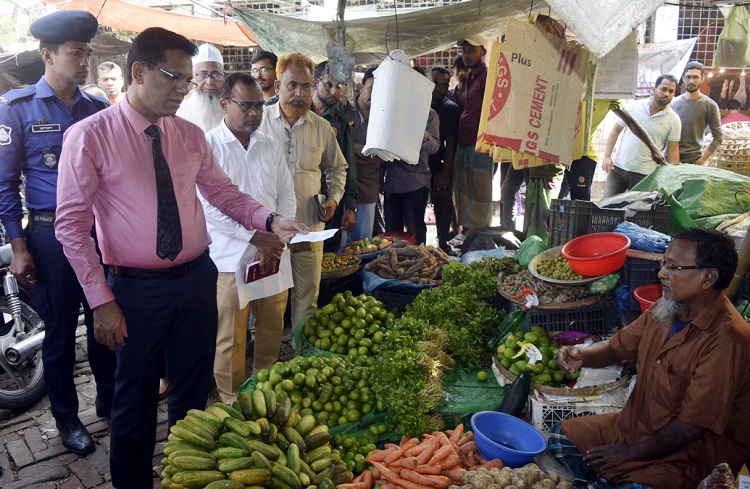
left=672, top=61, right=722, bottom=164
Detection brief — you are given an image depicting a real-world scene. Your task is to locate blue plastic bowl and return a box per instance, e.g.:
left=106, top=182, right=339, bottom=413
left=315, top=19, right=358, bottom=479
left=470, top=411, right=546, bottom=468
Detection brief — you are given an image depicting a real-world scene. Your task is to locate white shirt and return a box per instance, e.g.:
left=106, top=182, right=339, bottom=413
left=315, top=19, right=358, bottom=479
left=259, top=103, right=348, bottom=230
left=202, top=120, right=296, bottom=272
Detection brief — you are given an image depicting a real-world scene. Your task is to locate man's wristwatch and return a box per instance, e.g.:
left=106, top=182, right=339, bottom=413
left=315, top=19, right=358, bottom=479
left=266, top=212, right=279, bottom=232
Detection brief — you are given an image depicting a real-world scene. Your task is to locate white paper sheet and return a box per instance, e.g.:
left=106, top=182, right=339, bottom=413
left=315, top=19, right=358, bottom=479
left=290, top=229, right=338, bottom=244
left=235, top=249, right=293, bottom=309
left=594, top=31, right=639, bottom=99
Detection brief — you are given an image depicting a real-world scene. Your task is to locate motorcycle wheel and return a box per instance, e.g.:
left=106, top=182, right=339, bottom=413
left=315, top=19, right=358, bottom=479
left=0, top=291, right=46, bottom=410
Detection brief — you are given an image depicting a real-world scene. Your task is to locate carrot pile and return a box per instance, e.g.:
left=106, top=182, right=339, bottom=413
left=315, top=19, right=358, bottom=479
left=336, top=425, right=504, bottom=489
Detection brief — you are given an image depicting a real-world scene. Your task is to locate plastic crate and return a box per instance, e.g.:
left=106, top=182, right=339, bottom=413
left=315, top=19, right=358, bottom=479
left=318, top=272, right=364, bottom=307
left=528, top=390, right=627, bottom=432
left=622, top=257, right=662, bottom=311
left=548, top=199, right=671, bottom=247
left=493, top=294, right=618, bottom=337
left=371, top=287, right=426, bottom=313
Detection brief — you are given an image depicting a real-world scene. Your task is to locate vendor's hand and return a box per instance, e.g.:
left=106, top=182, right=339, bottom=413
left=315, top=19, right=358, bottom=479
left=271, top=216, right=309, bottom=244
left=650, top=149, right=668, bottom=166
left=557, top=346, right=583, bottom=376
left=433, top=171, right=452, bottom=191
left=9, top=240, right=36, bottom=288
left=250, top=231, right=284, bottom=272
left=601, top=157, right=614, bottom=174
left=584, top=443, right=633, bottom=473
left=695, top=156, right=707, bottom=165
left=319, top=199, right=337, bottom=223
left=93, top=300, right=128, bottom=350
left=341, top=209, right=356, bottom=231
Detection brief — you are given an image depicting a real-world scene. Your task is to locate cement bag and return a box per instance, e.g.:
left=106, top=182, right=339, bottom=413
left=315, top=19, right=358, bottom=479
left=476, top=18, right=589, bottom=165
left=363, top=50, right=434, bottom=165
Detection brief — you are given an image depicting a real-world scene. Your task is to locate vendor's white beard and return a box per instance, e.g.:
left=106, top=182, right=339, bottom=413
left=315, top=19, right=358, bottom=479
left=176, top=91, right=224, bottom=132
left=652, top=296, right=685, bottom=324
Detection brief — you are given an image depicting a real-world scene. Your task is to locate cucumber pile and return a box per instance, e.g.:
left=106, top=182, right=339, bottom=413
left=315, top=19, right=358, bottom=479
left=161, top=390, right=353, bottom=489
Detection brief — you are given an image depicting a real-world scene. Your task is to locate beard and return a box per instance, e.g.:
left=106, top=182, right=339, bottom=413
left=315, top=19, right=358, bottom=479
left=176, top=90, right=224, bottom=132
left=280, top=99, right=310, bottom=120
left=652, top=296, right=685, bottom=324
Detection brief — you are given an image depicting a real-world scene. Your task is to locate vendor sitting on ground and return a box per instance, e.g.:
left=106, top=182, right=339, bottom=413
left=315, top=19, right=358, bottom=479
left=548, top=228, right=750, bottom=489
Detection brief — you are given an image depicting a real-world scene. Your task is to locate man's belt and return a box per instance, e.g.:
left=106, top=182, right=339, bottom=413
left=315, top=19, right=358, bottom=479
left=110, top=250, right=209, bottom=280
left=29, top=210, right=56, bottom=227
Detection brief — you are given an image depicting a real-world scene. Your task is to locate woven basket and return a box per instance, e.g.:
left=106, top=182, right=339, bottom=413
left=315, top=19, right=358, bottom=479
left=702, top=121, right=750, bottom=176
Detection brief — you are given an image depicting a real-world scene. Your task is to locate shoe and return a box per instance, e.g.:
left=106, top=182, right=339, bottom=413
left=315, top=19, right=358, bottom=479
left=447, top=233, right=466, bottom=247
left=95, top=397, right=111, bottom=418
left=56, top=417, right=95, bottom=456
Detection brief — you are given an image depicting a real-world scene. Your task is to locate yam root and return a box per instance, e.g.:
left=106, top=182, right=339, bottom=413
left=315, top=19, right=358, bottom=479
left=364, top=245, right=447, bottom=284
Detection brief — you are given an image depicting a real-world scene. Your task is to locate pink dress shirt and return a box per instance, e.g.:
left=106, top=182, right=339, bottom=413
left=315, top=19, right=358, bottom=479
left=55, top=97, right=271, bottom=309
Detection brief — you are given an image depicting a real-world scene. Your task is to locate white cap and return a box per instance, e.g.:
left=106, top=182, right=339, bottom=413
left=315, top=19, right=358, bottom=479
left=193, top=43, right=224, bottom=66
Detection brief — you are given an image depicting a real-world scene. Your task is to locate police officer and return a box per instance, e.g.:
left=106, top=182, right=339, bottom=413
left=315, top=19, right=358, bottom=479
left=0, top=10, right=116, bottom=456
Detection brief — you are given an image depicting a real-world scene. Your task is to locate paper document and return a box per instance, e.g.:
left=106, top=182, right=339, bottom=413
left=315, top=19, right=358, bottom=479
left=290, top=229, right=338, bottom=244
left=235, top=249, right=293, bottom=308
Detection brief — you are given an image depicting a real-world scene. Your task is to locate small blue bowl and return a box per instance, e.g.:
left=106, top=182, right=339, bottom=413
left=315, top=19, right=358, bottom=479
left=470, top=411, right=546, bottom=468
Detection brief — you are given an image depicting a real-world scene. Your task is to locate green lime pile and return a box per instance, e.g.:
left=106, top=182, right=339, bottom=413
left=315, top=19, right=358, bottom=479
left=254, top=355, right=382, bottom=429
left=304, top=291, right=395, bottom=356
left=536, top=254, right=585, bottom=281
left=496, top=325, right=580, bottom=385
left=333, top=424, right=387, bottom=473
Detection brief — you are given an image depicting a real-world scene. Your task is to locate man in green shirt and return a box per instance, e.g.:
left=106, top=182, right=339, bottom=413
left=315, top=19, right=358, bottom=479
left=672, top=61, right=722, bottom=164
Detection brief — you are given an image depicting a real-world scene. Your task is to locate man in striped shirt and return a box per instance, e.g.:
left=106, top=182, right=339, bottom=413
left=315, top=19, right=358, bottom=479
left=602, top=74, right=682, bottom=197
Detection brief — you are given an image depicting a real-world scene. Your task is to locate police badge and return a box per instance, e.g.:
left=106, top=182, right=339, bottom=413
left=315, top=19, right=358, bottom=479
left=42, top=150, right=58, bottom=169
left=0, top=125, right=11, bottom=146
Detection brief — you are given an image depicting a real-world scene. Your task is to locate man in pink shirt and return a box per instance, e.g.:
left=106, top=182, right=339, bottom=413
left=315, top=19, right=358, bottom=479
left=54, top=27, right=306, bottom=488
left=721, top=99, right=750, bottom=124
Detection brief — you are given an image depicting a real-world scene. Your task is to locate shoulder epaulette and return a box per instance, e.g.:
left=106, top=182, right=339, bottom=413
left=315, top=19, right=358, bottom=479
left=1, top=85, right=37, bottom=105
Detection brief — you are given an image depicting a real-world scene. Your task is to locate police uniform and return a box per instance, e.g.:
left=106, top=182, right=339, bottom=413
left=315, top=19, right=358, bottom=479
left=0, top=9, right=116, bottom=457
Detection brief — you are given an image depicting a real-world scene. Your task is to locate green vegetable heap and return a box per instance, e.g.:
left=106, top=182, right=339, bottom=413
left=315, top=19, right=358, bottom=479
left=535, top=254, right=584, bottom=281
left=496, top=325, right=580, bottom=385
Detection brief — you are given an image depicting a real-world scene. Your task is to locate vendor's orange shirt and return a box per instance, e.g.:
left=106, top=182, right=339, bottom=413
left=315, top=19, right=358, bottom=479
left=562, top=293, right=750, bottom=489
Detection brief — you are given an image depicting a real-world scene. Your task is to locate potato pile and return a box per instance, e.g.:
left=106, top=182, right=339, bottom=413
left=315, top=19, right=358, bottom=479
left=364, top=242, right=450, bottom=284
left=535, top=255, right=584, bottom=281
left=450, top=464, right=573, bottom=489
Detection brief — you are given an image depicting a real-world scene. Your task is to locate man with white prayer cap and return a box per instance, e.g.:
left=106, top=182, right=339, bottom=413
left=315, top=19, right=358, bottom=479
left=175, top=43, right=225, bottom=131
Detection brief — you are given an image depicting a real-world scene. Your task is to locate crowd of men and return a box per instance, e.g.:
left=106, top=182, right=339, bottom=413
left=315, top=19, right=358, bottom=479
left=1, top=9, right=749, bottom=489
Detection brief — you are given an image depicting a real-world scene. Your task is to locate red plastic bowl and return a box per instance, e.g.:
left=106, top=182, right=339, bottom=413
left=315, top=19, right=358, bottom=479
left=560, top=232, right=631, bottom=277
left=633, top=283, right=664, bottom=313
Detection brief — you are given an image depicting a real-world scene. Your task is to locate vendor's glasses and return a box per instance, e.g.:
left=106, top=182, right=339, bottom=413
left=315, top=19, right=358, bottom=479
left=251, top=67, right=272, bottom=76
left=658, top=258, right=706, bottom=272
left=143, top=62, right=197, bottom=91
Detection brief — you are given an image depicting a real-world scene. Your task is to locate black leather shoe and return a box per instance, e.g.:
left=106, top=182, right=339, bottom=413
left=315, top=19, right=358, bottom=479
left=56, top=417, right=95, bottom=456
left=95, top=397, right=111, bottom=418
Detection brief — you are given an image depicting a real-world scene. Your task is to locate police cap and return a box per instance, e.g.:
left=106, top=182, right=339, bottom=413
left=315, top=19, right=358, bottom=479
left=30, top=10, right=98, bottom=43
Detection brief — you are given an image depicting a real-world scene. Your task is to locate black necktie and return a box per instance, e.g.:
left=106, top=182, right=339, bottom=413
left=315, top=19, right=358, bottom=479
left=145, top=125, right=182, bottom=261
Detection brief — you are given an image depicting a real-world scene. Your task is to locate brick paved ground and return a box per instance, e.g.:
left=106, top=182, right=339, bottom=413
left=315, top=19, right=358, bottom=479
left=0, top=321, right=296, bottom=489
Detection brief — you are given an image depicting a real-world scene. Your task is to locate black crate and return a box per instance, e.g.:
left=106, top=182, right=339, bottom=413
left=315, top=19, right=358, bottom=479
left=317, top=272, right=364, bottom=307
left=548, top=199, right=670, bottom=247
left=493, top=293, right=618, bottom=337
left=622, top=257, right=662, bottom=311
left=371, top=286, right=431, bottom=313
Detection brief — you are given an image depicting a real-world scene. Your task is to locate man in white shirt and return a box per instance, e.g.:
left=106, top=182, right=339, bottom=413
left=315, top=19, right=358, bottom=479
left=259, top=52, right=348, bottom=330
left=202, top=73, right=296, bottom=403
left=176, top=43, right=225, bottom=132
left=602, top=74, right=682, bottom=197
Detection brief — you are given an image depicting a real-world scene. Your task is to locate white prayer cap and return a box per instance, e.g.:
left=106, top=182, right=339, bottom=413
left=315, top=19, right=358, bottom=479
left=193, top=43, right=224, bottom=66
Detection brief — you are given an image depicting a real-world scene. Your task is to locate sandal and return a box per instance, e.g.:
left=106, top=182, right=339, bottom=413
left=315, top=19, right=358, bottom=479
left=159, top=378, right=170, bottom=400
left=447, top=233, right=466, bottom=247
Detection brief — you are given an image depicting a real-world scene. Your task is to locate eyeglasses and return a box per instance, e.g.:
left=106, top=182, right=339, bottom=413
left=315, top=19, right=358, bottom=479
left=250, top=67, right=272, bottom=76
left=228, top=99, right=265, bottom=112
left=142, top=62, right=197, bottom=91
left=658, top=258, right=706, bottom=273
left=194, top=72, right=224, bottom=81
